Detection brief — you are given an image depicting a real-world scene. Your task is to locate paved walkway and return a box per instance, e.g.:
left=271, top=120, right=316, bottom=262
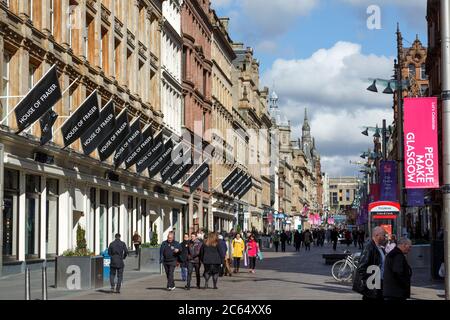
left=55, top=242, right=445, bottom=301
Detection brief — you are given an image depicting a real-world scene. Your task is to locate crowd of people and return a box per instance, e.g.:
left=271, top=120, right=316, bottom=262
left=107, top=230, right=263, bottom=292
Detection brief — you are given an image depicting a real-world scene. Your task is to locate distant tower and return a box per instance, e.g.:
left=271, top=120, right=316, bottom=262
left=302, top=108, right=312, bottom=156
left=270, top=90, right=286, bottom=125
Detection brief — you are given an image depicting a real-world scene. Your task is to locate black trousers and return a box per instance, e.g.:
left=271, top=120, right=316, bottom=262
left=274, top=242, right=279, bottom=252
left=333, top=240, right=337, bottom=251
left=281, top=241, right=286, bottom=252
left=233, top=257, right=241, bottom=269
left=134, top=244, right=140, bottom=255
left=110, top=267, right=124, bottom=291
left=187, top=262, right=201, bottom=288
left=249, top=256, right=257, bottom=269
left=305, top=243, right=311, bottom=251
left=163, top=263, right=176, bottom=288
left=204, top=264, right=220, bottom=288
left=295, top=242, right=301, bottom=251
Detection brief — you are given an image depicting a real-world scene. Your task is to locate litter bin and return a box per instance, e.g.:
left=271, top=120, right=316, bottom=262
left=102, top=249, right=111, bottom=281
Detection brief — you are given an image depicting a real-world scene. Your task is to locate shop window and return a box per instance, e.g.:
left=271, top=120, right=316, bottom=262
left=25, top=174, right=41, bottom=259
left=1, top=52, right=11, bottom=126
left=89, top=187, right=96, bottom=252
left=99, top=190, right=108, bottom=252
left=2, top=169, right=19, bottom=261
left=46, top=178, right=58, bottom=257
left=141, top=199, right=147, bottom=242
left=111, top=192, right=120, bottom=242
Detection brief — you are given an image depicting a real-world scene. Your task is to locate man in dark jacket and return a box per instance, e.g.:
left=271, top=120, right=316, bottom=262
left=218, top=235, right=227, bottom=277
left=186, top=232, right=203, bottom=290
left=352, top=226, right=387, bottom=300
left=280, top=231, right=288, bottom=252
left=383, top=237, right=412, bottom=300
left=108, top=233, right=128, bottom=293
left=330, top=228, right=339, bottom=251
left=160, top=232, right=182, bottom=291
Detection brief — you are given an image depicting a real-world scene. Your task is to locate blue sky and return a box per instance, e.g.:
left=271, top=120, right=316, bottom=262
left=212, top=0, right=427, bottom=177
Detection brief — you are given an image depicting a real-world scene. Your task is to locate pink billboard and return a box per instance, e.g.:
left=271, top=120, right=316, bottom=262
left=404, top=97, right=439, bottom=189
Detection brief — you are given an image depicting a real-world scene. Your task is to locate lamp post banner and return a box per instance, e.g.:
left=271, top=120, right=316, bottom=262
left=404, top=97, right=439, bottom=189
left=380, top=160, right=398, bottom=201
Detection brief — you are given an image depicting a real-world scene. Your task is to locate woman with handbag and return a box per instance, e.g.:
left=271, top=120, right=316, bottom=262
left=246, top=234, right=259, bottom=273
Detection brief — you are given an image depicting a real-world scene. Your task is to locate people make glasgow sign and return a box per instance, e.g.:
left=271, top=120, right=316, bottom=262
left=403, top=97, right=439, bottom=189
left=61, top=90, right=100, bottom=148
left=14, top=65, right=62, bottom=133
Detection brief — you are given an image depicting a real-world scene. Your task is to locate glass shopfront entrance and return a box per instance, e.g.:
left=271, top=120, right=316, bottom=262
left=25, top=175, right=41, bottom=259
left=2, top=169, right=19, bottom=262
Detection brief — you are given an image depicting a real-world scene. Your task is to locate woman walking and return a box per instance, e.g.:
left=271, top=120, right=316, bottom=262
left=232, top=233, right=245, bottom=273
left=294, top=230, right=302, bottom=252
left=303, top=229, right=312, bottom=251
left=272, top=231, right=280, bottom=252
left=200, top=232, right=225, bottom=289
left=180, top=233, right=190, bottom=282
left=246, top=234, right=260, bottom=273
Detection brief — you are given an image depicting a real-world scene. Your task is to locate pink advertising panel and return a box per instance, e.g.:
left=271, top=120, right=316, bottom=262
left=404, top=97, right=439, bottom=189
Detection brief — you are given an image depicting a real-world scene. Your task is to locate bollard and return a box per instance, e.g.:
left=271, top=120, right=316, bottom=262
left=25, top=268, right=31, bottom=301
left=42, top=266, right=48, bottom=301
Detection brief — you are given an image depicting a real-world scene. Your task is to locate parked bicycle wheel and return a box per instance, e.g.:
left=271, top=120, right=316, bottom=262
left=331, top=260, right=354, bottom=282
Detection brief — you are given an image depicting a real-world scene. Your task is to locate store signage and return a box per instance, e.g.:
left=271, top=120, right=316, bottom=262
left=238, top=176, right=253, bottom=199
left=186, top=161, right=210, bottom=193
left=229, top=171, right=246, bottom=195
left=39, top=110, right=58, bottom=145
left=233, top=173, right=249, bottom=196
left=14, top=65, right=62, bottom=133
left=169, top=148, right=193, bottom=185
left=124, top=125, right=153, bottom=169
left=61, top=90, right=100, bottom=147
left=160, top=143, right=186, bottom=183
left=222, top=168, right=240, bottom=193
left=380, top=161, right=398, bottom=201
left=113, top=119, right=142, bottom=168
left=135, top=131, right=164, bottom=174
left=81, top=101, right=116, bottom=155
left=97, top=109, right=130, bottom=161
left=368, top=201, right=400, bottom=214
left=148, top=139, right=174, bottom=177
left=404, top=97, right=439, bottom=189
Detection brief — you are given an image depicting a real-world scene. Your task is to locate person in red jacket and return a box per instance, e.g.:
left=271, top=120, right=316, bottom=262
left=246, top=234, right=260, bottom=273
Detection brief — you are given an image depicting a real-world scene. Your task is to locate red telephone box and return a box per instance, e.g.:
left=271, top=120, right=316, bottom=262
left=368, top=201, right=400, bottom=237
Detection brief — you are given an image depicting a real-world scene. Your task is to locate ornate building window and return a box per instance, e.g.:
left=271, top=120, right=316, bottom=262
left=408, top=64, right=416, bottom=78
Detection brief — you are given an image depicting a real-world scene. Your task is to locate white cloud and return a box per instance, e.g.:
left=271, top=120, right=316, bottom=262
left=262, top=41, right=395, bottom=176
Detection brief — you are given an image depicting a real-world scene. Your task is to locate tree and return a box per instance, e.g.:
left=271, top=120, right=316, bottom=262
left=150, top=225, right=159, bottom=246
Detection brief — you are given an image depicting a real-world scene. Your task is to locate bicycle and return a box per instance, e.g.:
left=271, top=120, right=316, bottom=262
left=331, top=251, right=361, bottom=282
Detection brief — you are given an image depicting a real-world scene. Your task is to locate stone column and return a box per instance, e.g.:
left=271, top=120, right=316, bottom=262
left=17, top=172, right=26, bottom=262
left=39, top=176, right=47, bottom=260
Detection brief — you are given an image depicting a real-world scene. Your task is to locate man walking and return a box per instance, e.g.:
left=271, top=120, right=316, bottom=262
left=186, top=232, right=202, bottom=290
left=272, top=231, right=280, bottom=252
left=330, top=227, right=339, bottom=251
left=108, top=233, right=128, bottom=294
left=160, top=232, right=181, bottom=291
left=352, top=226, right=387, bottom=300
left=280, top=231, right=288, bottom=252
left=383, top=237, right=413, bottom=301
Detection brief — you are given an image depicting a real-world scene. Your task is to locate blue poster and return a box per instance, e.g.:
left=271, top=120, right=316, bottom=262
left=407, top=189, right=424, bottom=207
left=380, top=161, right=398, bottom=201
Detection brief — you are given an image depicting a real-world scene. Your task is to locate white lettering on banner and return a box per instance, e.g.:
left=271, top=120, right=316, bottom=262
left=83, top=113, right=114, bottom=147
left=406, top=132, right=435, bottom=184
left=149, top=147, right=172, bottom=171
left=19, top=84, right=58, bottom=125
left=100, top=121, right=127, bottom=153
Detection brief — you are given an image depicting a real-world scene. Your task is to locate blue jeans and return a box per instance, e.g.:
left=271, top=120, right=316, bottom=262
left=181, top=267, right=188, bottom=281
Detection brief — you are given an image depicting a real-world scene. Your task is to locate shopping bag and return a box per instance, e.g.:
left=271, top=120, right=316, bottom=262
left=439, top=262, right=445, bottom=278
left=257, top=251, right=264, bottom=261
left=244, top=252, right=248, bottom=267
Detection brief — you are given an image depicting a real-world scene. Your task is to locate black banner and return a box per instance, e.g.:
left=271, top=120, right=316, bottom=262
left=80, top=101, right=116, bottom=155
left=237, top=175, right=253, bottom=199
left=160, top=143, right=185, bottom=183
left=135, top=131, right=164, bottom=174
left=97, top=109, right=130, bottom=161
left=39, top=110, right=58, bottom=146
left=148, top=139, right=174, bottom=177
left=113, top=119, right=142, bottom=168
left=61, top=90, right=100, bottom=147
left=222, top=167, right=240, bottom=193
left=124, top=125, right=153, bottom=169
left=169, top=149, right=193, bottom=185
left=186, top=162, right=210, bottom=193
left=14, top=65, right=62, bottom=133
left=233, top=174, right=250, bottom=196
left=228, top=170, right=246, bottom=195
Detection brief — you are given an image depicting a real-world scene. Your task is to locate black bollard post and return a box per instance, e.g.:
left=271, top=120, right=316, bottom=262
left=42, top=266, right=48, bottom=300
left=25, top=267, right=31, bottom=301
